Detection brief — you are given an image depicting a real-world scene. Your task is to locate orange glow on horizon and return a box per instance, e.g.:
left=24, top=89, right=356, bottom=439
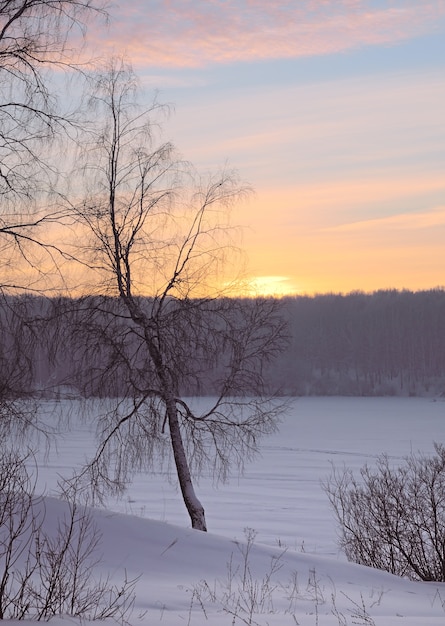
left=225, top=275, right=301, bottom=298
left=234, top=175, right=445, bottom=296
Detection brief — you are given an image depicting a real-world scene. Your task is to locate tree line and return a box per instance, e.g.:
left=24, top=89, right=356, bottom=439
left=3, top=288, right=445, bottom=400
left=277, top=288, right=445, bottom=396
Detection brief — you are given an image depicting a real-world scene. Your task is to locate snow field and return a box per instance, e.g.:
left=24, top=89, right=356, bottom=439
left=22, top=396, right=445, bottom=624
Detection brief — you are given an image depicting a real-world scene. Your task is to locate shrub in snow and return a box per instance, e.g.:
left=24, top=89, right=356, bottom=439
left=0, top=448, right=136, bottom=621
left=324, top=443, right=445, bottom=582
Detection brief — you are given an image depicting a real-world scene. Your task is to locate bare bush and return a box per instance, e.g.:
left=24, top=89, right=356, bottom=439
left=0, top=447, right=137, bottom=621
left=324, top=443, right=445, bottom=581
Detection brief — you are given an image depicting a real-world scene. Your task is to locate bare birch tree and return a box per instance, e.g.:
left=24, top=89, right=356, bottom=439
left=69, top=61, right=287, bottom=531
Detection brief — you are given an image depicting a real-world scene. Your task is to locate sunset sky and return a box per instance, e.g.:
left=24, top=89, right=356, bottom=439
left=87, top=0, right=445, bottom=296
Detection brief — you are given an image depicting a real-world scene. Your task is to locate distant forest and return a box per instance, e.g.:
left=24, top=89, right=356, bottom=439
left=3, top=288, right=445, bottom=398
left=277, top=289, right=445, bottom=396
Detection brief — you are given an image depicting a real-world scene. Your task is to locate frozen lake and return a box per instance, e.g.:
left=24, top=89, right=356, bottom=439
left=34, top=396, right=445, bottom=556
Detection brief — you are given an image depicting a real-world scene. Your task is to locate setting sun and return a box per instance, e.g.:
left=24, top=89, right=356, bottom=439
left=236, top=275, right=299, bottom=298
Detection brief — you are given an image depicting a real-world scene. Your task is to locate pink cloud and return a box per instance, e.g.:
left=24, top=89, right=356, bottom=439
left=91, top=1, right=445, bottom=68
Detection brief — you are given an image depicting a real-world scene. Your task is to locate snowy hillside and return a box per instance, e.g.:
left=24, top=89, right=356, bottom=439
left=16, top=495, right=445, bottom=625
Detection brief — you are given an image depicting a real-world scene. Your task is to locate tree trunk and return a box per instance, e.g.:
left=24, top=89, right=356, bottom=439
left=124, top=302, right=207, bottom=531
left=165, top=395, right=207, bottom=531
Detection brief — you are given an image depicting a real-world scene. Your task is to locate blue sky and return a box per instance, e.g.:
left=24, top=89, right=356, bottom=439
left=86, top=0, right=445, bottom=295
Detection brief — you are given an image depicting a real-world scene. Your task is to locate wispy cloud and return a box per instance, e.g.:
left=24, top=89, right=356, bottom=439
left=95, top=1, right=445, bottom=68
left=165, top=68, right=445, bottom=189
left=325, top=206, right=445, bottom=232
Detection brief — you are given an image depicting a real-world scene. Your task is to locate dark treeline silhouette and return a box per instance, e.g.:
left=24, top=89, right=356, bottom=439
left=3, top=288, right=445, bottom=398
left=275, top=288, right=445, bottom=396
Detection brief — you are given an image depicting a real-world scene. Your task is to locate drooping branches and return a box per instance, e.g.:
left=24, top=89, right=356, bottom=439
left=0, top=0, right=107, bottom=292
left=0, top=0, right=106, bottom=202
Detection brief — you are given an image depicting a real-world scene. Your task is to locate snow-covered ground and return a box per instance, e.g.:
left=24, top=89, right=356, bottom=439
left=20, top=397, right=445, bottom=624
